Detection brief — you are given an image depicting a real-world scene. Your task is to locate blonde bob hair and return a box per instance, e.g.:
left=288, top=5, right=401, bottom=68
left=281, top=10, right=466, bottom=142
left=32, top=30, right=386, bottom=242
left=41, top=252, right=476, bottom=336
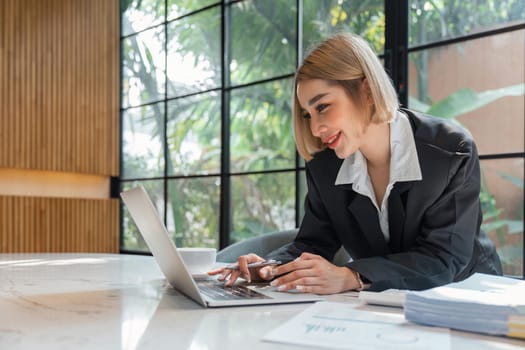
left=293, top=32, right=399, bottom=161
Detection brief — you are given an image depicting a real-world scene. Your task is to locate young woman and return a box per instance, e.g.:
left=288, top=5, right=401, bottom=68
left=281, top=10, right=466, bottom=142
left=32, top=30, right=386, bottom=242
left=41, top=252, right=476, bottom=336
left=209, top=32, right=502, bottom=294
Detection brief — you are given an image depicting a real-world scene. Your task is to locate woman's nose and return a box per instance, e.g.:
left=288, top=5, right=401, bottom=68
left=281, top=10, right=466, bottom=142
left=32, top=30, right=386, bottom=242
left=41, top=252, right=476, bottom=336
left=309, top=116, right=325, bottom=138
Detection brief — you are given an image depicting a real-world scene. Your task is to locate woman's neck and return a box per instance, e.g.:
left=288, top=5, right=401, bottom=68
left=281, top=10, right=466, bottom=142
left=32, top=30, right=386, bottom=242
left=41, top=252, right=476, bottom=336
left=360, top=121, right=391, bottom=169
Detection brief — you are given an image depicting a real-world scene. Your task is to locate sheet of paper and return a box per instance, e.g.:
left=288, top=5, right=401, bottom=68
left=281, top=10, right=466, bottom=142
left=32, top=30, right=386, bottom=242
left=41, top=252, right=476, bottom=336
left=358, top=289, right=407, bottom=308
left=407, top=273, right=525, bottom=308
left=263, top=301, right=450, bottom=350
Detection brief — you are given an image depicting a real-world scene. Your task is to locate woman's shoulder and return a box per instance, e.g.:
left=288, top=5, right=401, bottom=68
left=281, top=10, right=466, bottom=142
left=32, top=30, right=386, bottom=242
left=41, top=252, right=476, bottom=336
left=400, top=108, right=476, bottom=154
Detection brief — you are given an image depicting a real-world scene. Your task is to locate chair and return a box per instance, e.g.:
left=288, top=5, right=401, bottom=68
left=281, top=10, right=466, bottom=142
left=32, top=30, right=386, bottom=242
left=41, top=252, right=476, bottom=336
left=217, top=228, right=351, bottom=266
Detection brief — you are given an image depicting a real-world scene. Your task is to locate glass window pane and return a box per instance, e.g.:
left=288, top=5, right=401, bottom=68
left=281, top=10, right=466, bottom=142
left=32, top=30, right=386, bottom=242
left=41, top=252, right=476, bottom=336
left=409, top=0, right=525, bottom=47
left=167, top=0, right=219, bottom=21
left=167, top=8, right=221, bottom=98
left=167, top=177, right=220, bottom=248
left=408, top=30, right=525, bottom=155
left=303, top=0, right=385, bottom=55
left=167, top=92, right=221, bottom=176
left=121, top=0, right=165, bottom=36
left=122, top=27, right=166, bottom=108
left=230, top=79, right=295, bottom=172
left=230, top=0, right=297, bottom=86
left=121, top=180, right=165, bottom=252
left=480, top=158, right=523, bottom=277
left=231, top=172, right=296, bottom=243
left=122, top=103, right=165, bottom=179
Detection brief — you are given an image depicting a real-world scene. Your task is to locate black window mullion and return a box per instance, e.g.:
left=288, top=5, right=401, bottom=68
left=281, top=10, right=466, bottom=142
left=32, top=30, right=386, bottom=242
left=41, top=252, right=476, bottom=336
left=219, top=1, right=232, bottom=250
left=294, top=0, right=303, bottom=228
left=384, top=0, right=408, bottom=107
left=163, top=0, right=169, bottom=227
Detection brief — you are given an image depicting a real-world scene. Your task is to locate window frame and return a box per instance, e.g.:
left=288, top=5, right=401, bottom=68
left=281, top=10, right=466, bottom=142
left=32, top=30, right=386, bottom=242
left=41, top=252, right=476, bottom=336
left=118, top=0, right=525, bottom=278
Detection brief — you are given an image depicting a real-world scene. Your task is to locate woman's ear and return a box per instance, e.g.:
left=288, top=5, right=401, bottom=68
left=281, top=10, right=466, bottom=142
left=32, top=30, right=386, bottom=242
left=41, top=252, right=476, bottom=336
left=362, top=78, right=373, bottom=105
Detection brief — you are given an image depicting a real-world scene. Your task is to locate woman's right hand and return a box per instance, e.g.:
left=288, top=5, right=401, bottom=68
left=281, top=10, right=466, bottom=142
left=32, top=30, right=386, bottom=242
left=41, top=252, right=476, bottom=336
left=207, top=253, right=275, bottom=286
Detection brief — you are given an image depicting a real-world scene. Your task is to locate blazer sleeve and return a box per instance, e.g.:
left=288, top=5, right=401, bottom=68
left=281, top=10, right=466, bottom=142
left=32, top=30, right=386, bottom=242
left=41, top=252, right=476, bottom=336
left=265, top=164, right=343, bottom=264
left=349, top=138, right=483, bottom=291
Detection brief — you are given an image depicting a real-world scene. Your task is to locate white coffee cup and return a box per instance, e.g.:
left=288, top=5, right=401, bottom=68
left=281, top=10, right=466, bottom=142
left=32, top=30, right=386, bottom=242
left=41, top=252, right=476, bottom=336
left=178, top=247, right=217, bottom=275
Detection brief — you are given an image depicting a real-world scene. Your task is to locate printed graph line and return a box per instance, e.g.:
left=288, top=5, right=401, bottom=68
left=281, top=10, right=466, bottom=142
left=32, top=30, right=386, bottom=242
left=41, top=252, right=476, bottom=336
left=312, top=314, right=397, bottom=326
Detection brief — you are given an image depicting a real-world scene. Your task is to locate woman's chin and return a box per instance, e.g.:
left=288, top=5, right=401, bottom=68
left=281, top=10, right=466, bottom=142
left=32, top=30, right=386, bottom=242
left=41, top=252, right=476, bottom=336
left=334, top=148, right=350, bottom=159
left=333, top=144, right=357, bottom=159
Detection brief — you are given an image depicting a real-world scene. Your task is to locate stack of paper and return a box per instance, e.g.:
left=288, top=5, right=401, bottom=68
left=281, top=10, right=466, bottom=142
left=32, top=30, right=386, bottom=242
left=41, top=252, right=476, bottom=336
left=404, top=273, right=525, bottom=338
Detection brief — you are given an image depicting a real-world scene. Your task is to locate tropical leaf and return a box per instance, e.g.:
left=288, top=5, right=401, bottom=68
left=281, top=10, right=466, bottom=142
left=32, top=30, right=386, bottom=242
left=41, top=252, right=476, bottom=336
left=427, top=84, right=524, bottom=119
left=482, top=208, right=503, bottom=220
left=506, top=220, right=524, bottom=234
left=495, top=171, right=524, bottom=190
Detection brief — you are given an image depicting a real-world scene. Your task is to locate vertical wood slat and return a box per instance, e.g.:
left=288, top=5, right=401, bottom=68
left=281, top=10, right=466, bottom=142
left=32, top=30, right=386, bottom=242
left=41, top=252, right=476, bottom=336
left=0, top=0, right=119, bottom=176
left=0, top=196, right=119, bottom=253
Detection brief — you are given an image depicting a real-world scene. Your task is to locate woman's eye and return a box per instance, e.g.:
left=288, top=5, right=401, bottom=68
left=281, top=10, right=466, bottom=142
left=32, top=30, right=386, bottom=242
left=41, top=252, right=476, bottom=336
left=316, top=104, right=328, bottom=113
left=302, top=112, right=311, bottom=119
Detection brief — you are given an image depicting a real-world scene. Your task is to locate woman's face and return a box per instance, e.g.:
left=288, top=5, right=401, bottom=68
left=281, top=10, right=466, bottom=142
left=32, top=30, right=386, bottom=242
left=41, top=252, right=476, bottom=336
left=296, top=79, right=368, bottom=159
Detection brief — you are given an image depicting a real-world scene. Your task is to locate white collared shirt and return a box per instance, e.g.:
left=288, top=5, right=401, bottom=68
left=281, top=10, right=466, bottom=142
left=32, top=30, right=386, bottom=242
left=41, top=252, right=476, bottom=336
left=334, top=110, right=423, bottom=241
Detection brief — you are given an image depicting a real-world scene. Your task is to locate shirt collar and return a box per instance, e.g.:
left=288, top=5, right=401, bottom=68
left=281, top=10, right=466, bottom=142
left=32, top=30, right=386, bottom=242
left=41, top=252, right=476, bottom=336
left=335, top=110, right=422, bottom=186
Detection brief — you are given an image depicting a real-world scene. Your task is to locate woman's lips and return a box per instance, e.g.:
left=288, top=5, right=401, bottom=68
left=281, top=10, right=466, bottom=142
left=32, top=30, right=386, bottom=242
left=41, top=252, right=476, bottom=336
left=323, top=132, right=341, bottom=149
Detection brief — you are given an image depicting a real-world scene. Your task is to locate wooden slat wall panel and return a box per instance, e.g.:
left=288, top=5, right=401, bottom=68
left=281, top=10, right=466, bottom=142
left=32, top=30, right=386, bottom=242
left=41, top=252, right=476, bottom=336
left=0, top=196, right=119, bottom=253
left=0, top=0, right=119, bottom=176
left=0, top=0, right=119, bottom=252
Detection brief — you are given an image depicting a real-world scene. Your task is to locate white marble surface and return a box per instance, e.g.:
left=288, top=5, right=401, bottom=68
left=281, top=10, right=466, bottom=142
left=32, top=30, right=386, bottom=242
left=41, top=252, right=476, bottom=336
left=0, top=253, right=523, bottom=350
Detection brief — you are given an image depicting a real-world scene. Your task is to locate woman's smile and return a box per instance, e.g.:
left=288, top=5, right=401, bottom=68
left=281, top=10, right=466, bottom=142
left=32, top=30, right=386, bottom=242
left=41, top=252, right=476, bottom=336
left=323, top=132, right=342, bottom=149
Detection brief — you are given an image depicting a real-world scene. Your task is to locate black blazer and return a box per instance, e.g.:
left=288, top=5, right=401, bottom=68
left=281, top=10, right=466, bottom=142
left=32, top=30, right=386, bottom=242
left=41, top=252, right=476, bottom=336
left=267, top=109, right=502, bottom=291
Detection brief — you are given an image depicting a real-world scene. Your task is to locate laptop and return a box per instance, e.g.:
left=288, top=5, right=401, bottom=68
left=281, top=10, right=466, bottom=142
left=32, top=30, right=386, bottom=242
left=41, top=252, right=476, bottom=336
left=120, top=186, right=322, bottom=307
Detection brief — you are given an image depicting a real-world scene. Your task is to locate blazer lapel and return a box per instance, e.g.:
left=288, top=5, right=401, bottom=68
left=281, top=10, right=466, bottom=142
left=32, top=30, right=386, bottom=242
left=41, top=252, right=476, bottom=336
left=388, top=182, right=412, bottom=252
left=347, top=194, right=390, bottom=256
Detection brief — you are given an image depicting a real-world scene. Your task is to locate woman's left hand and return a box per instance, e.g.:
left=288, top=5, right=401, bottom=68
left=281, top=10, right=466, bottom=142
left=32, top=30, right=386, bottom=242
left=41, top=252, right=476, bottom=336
left=269, top=252, right=360, bottom=295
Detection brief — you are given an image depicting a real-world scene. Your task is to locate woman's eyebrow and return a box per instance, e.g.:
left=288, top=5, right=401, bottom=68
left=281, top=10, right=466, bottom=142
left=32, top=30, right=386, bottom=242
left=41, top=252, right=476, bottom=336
left=308, top=93, right=329, bottom=106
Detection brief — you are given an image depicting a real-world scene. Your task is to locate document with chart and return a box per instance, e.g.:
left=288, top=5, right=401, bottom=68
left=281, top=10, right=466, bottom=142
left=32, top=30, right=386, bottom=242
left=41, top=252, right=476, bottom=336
left=263, top=301, right=449, bottom=350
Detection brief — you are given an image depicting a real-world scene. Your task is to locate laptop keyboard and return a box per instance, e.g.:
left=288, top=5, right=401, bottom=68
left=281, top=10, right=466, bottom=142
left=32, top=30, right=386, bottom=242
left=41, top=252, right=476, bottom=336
left=197, top=280, right=271, bottom=300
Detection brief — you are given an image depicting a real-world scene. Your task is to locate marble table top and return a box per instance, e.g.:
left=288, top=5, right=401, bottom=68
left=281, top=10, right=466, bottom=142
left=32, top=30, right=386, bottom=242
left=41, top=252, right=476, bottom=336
left=1, top=253, right=523, bottom=350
